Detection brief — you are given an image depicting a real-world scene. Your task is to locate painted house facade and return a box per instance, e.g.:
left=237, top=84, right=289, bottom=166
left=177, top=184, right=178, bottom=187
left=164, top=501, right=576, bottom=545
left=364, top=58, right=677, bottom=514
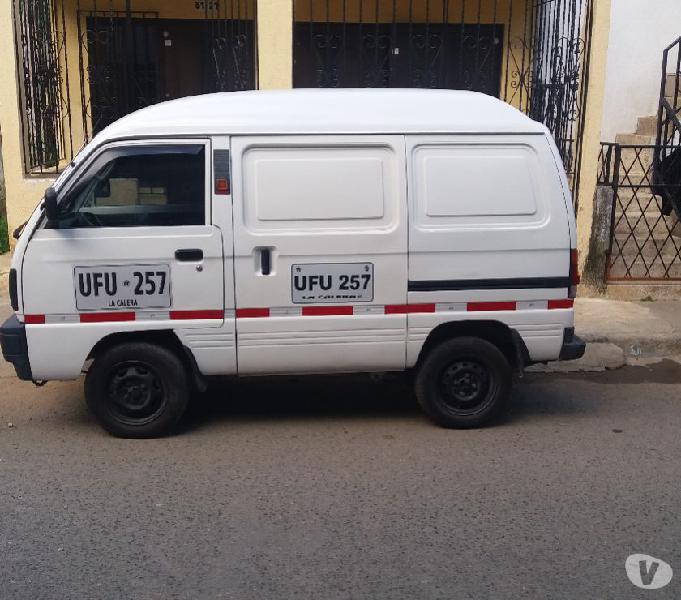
left=7, top=0, right=672, bottom=293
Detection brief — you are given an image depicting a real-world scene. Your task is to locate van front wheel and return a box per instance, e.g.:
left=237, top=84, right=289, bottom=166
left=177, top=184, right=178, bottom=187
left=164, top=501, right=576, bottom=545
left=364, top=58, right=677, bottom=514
left=415, top=337, right=511, bottom=428
left=85, top=342, right=189, bottom=438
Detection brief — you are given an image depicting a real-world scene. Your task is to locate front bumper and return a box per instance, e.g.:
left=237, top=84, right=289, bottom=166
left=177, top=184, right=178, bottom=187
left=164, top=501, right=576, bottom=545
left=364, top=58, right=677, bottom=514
left=559, top=327, right=586, bottom=361
left=0, top=315, right=33, bottom=381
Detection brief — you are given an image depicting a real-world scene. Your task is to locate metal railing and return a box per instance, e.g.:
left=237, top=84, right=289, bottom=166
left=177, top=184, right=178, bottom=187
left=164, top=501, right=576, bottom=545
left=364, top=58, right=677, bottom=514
left=654, top=36, right=681, bottom=220
left=599, top=142, right=681, bottom=281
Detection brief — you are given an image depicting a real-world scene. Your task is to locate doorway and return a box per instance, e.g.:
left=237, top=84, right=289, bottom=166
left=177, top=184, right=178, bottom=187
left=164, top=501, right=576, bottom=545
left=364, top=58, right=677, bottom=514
left=83, top=14, right=256, bottom=135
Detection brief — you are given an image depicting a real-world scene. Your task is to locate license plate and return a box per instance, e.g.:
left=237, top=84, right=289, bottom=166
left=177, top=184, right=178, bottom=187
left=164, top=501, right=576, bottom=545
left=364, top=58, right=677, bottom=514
left=291, top=263, right=374, bottom=303
left=74, top=265, right=171, bottom=311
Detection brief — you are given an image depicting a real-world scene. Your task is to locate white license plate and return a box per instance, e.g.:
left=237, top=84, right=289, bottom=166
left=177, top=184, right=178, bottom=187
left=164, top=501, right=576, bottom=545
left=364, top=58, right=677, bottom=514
left=291, top=263, right=374, bottom=303
left=75, top=265, right=171, bottom=311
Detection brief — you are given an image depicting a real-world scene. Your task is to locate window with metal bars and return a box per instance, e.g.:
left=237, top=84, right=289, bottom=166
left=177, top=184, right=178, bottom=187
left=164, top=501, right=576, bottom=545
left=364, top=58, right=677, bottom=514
left=13, top=0, right=257, bottom=174
left=14, top=0, right=73, bottom=174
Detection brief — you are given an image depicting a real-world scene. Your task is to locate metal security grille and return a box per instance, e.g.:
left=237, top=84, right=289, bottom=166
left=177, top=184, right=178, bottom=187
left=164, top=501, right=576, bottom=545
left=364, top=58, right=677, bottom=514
left=79, top=11, right=161, bottom=138
left=77, top=1, right=257, bottom=139
left=596, top=37, right=681, bottom=282
left=14, top=0, right=256, bottom=172
left=599, top=143, right=681, bottom=281
left=654, top=37, right=681, bottom=222
left=293, top=0, right=593, bottom=195
left=15, top=0, right=73, bottom=173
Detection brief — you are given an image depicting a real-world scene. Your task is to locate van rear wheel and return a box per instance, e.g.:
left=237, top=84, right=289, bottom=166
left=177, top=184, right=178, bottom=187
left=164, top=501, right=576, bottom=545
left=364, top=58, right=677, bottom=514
left=85, top=342, right=189, bottom=438
left=415, top=337, right=511, bottom=428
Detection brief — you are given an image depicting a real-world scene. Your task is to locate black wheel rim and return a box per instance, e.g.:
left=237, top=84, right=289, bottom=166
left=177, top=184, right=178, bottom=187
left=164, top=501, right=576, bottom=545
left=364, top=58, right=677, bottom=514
left=438, top=359, right=494, bottom=416
left=105, top=361, right=166, bottom=425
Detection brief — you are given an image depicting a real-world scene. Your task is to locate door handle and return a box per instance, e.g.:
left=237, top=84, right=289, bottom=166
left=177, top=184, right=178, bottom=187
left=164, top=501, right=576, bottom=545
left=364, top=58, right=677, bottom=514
left=175, top=248, right=203, bottom=262
left=260, top=247, right=272, bottom=276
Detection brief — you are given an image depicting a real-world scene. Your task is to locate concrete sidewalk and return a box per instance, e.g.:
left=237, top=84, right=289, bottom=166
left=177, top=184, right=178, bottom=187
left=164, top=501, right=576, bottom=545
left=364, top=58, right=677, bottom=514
left=0, top=250, right=678, bottom=372
left=576, top=298, right=681, bottom=356
left=542, top=297, right=681, bottom=373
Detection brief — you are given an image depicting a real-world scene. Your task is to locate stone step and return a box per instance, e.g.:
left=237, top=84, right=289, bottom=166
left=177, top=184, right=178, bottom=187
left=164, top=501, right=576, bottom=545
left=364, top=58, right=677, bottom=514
left=618, top=146, right=654, bottom=159
left=609, top=173, right=654, bottom=186
left=614, top=204, right=677, bottom=217
left=663, top=94, right=680, bottom=109
left=664, top=72, right=681, bottom=97
left=610, top=248, right=681, bottom=263
left=614, top=220, right=680, bottom=238
left=615, top=133, right=656, bottom=145
left=613, top=207, right=679, bottom=224
left=613, top=189, right=660, bottom=201
left=636, top=115, right=659, bottom=137
left=613, top=234, right=681, bottom=259
left=612, top=190, right=662, bottom=206
left=613, top=201, right=679, bottom=219
left=607, top=258, right=681, bottom=280
left=614, top=212, right=678, bottom=225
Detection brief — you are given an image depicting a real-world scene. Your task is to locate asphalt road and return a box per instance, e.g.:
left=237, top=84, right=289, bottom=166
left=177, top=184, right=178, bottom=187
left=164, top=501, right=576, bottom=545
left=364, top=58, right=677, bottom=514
left=1, top=299, right=680, bottom=599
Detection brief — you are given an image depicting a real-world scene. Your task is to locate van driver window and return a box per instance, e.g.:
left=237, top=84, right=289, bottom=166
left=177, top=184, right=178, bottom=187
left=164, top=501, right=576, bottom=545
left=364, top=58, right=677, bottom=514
left=52, top=145, right=205, bottom=228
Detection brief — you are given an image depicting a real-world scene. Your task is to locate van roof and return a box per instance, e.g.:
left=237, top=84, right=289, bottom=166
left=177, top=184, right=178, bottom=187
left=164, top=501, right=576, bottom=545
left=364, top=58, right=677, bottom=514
left=96, top=89, right=546, bottom=142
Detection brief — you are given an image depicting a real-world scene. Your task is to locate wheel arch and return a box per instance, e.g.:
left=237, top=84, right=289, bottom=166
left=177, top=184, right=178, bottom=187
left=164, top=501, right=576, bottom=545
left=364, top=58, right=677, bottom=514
left=415, top=320, right=529, bottom=372
left=86, top=329, right=206, bottom=391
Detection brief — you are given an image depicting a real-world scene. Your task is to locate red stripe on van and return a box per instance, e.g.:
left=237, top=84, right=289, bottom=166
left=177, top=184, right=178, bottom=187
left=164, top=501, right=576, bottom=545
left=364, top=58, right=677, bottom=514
left=80, top=312, right=136, bottom=323
left=302, top=306, right=354, bottom=316
left=467, top=301, right=517, bottom=312
left=548, top=299, right=574, bottom=310
left=24, top=314, right=46, bottom=325
left=384, top=303, right=436, bottom=314
left=236, top=308, right=271, bottom=319
left=170, top=310, right=224, bottom=320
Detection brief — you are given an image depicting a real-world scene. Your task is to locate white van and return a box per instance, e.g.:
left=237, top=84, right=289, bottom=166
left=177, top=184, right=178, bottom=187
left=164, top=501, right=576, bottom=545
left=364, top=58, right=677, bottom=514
left=1, top=89, right=584, bottom=437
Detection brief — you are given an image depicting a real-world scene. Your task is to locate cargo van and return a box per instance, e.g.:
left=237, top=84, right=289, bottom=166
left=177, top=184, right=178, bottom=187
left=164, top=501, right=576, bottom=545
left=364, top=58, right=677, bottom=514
left=0, top=89, right=584, bottom=437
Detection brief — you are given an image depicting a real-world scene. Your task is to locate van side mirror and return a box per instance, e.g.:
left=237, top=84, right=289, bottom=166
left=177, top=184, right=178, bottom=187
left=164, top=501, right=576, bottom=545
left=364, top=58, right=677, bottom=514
left=42, top=187, right=59, bottom=222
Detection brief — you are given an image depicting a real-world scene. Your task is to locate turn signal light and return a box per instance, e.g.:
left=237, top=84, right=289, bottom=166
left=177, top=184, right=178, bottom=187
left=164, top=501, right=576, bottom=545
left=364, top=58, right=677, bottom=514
left=215, top=178, right=230, bottom=195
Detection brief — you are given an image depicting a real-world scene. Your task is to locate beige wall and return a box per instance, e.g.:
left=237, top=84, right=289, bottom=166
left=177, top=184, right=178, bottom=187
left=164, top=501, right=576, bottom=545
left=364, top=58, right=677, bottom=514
left=576, top=0, right=611, bottom=269
left=258, top=0, right=293, bottom=89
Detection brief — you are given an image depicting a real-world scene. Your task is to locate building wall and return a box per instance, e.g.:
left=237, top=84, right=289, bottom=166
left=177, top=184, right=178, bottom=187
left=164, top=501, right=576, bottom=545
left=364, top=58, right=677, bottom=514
left=601, top=0, right=681, bottom=141
left=0, top=0, right=535, bottom=238
left=1, top=0, right=611, bottom=266
left=0, top=0, right=259, bottom=237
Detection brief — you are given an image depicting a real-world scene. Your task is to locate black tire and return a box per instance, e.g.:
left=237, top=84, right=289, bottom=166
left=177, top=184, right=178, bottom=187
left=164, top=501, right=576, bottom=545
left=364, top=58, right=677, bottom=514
left=85, top=342, right=189, bottom=438
left=415, top=337, right=512, bottom=428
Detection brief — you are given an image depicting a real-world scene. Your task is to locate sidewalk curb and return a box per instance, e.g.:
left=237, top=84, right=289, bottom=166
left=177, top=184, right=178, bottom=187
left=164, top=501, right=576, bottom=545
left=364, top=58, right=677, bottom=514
left=528, top=342, right=626, bottom=374
left=580, top=333, right=681, bottom=361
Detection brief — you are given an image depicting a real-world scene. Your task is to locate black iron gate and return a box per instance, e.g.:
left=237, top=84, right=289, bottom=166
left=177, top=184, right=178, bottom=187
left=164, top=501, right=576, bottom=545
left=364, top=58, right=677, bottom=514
left=81, top=11, right=161, bottom=137
left=599, top=142, right=681, bottom=281
left=293, top=0, right=593, bottom=195
left=78, top=2, right=256, bottom=138
left=294, top=21, right=503, bottom=95
left=595, top=37, right=681, bottom=283
left=14, top=0, right=257, bottom=172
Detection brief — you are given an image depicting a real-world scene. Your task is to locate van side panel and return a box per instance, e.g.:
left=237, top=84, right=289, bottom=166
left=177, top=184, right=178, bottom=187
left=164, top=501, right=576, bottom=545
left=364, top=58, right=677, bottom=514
left=231, top=135, right=408, bottom=375
left=405, top=134, right=573, bottom=365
